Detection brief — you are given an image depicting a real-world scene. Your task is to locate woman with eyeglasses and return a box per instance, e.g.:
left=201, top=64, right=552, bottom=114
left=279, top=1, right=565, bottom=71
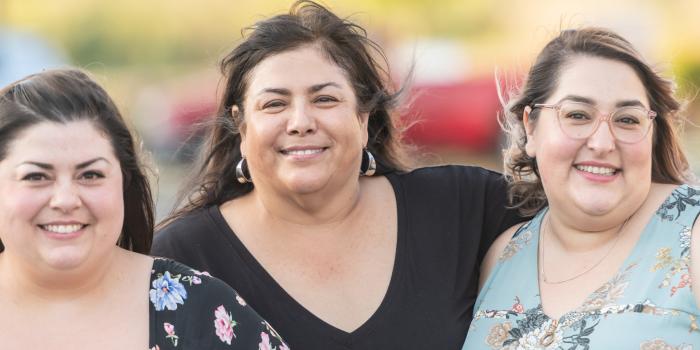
left=462, top=28, right=699, bottom=348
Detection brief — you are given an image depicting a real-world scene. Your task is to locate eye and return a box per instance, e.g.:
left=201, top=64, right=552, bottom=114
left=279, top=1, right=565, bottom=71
left=79, top=171, right=105, bottom=180
left=314, top=95, right=339, bottom=104
left=614, top=114, right=641, bottom=125
left=565, top=111, right=592, bottom=121
left=262, top=100, right=286, bottom=111
left=21, top=172, right=49, bottom=181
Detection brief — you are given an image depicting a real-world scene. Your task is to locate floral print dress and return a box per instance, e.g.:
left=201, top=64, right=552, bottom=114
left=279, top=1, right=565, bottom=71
left=462, top=185, right=700, bottom=349
left=149, top=258, right=289, bottom=349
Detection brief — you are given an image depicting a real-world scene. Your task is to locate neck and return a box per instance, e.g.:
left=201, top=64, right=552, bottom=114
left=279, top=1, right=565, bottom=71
left=545, top=209, right=630, bottom=253
left=251, top=177, right=364, bottom=228
left=0, top=247, right=123, bottom=302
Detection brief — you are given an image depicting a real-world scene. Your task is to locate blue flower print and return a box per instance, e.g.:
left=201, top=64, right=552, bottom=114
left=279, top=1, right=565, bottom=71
left=150, top=271, right=188, bottom=311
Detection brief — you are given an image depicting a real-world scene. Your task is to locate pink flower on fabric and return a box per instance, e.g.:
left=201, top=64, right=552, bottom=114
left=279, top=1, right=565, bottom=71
left=163, top=322, right=179, bottom=346
left=259, top=332, right=273, bottom=350
left=214, top=305, right=237, bottom=344
left=193, top=269, right=212, bottom=277
left=164, top=323, right=175, bottom=336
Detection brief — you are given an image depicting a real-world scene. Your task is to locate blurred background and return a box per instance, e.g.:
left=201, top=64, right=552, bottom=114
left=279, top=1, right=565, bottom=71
left=2, top=0, right=699, bottom=219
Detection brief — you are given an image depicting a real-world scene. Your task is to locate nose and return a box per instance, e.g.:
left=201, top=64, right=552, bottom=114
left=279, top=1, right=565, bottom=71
left=50, top=180, right=82, bottom=213
left=586, top=119, right=616, bottom=154
left=286, top=102, right=317, bottom=136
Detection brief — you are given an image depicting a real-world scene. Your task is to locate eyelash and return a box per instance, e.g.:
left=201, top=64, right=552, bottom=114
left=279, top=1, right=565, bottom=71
left=263, top=100, right=286, bottom=109
left=80, top=171, right=105, bottom=180
left=21, top=172, right=49, bottom=181
left=314, top=95, right=339, bottom=103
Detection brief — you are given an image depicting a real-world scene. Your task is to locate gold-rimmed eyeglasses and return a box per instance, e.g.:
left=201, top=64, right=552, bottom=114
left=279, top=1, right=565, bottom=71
left=532, top=101, right=657, bottom=144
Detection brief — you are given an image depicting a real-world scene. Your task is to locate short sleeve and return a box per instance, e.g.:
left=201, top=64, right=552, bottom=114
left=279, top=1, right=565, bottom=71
left=477, top=169, right=526, bottom=261
left=149, top=259, right=289, bottom=349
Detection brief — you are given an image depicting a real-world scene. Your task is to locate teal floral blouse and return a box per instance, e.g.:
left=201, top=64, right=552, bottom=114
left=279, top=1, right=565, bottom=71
left=149, top=258, right=289, bottom=349
left=462, top=185, right=700, bottom=349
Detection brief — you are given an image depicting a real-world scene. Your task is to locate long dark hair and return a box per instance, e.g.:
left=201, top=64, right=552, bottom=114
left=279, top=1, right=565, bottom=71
left=502, top=28, right=692, bottom=216
left=161, top=0, right=407, bottom=227
left=0, top=69, right=155, bottom=253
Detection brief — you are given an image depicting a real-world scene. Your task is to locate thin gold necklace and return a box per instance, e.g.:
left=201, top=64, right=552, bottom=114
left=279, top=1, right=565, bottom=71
left=539, top=214, right=630, bottom=285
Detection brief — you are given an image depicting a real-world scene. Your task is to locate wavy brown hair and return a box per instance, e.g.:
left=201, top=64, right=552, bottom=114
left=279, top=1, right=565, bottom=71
left=0, top=69, right=154, bottom=253
left=502, top=28, right=692, bottom=216
left=160, top=0, right=407, bottom=227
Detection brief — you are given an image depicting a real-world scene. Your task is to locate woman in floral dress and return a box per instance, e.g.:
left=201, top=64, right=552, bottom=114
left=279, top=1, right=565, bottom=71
left=0, top=69, right=288, bottom=349
left=463, top=28, right=699, bottom=349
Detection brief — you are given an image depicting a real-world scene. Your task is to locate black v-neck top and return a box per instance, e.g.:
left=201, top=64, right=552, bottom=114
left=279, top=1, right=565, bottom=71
left=151, top=165, right=525, bottom=349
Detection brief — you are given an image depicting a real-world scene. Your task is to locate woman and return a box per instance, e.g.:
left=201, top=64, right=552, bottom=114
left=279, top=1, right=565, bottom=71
left=151, top=1, right=524, bottom=349
left=463, top=28, right=699, bottom=348
left=0, top=69, right=288, bottom=349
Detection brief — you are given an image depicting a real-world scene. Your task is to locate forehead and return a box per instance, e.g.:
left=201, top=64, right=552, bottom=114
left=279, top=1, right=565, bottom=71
left=245, top=45, right=353, bottom=96
left=551, top=55, right=650, bottom=107
left=3, top=120, right=116, bottom=164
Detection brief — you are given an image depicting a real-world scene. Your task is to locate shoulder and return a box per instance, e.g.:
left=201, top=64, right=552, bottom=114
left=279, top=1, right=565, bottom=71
left=479, top=222, right=526, bottom=288
left=150, top=259, right=289, bottom=349
left=388, top=165, right=505, bottom=196
left=391, top=165, right=502, bottom=183
left=152, top=207, right=219, bottom=255
left=156, top=207, right=214, bottom=239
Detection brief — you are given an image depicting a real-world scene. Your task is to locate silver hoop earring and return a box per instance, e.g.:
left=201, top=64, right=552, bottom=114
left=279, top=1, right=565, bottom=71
left=360, top=149, right=376, bottom=176
left=236, top=157, right=252, bottom=184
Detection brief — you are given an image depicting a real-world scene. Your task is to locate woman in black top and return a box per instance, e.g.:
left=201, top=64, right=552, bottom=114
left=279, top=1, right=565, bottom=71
left=0, top=69, right=286, bottom=349
left=152, top=1, right=524, bottom=348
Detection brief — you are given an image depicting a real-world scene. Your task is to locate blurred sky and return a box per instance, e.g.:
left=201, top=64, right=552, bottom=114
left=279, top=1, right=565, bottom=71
left=2, top=0, right=699, bottom=215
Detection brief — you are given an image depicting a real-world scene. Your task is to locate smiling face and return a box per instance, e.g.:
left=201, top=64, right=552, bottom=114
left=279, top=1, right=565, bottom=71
left=524, top=55, right=654, bottom=223
left=238, top=44, right=369, bottom=196
left=0, top=120, right=124, bottom=272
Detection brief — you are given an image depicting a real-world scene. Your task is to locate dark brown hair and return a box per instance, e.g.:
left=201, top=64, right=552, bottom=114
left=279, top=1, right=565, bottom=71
left=161, top=0, right=407, bottom=226
left=0, top=69, right=154, bottom=253
left=502, top=28, right=692, bottom=216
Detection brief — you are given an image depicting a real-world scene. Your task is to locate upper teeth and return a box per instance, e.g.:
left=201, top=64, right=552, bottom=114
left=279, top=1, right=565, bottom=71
left=576, top=165, right=616, bottom=175
left=286, top=149, right=323, bottom=155
left=43, top=224, right=83, bottom=234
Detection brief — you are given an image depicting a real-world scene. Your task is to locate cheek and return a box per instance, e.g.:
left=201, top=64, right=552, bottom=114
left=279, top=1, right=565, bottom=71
left=83, top=182, right=125, bottom=233
left=0, top=187, right=47, bottom=222
left=534, top=131, right=581, bottom=179
left=622, top=140, right=653, bottom=175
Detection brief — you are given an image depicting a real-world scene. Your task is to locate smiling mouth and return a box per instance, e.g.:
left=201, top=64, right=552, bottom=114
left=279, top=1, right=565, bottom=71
left=39, top=224, right=88, bottom=234
left=280, top=148, right=327, bottom=156
left=574, top=165, right=619, bottom=176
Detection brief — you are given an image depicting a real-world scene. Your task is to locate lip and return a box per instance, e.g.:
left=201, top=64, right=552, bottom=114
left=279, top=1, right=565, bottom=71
left=38, top=221, right=88, bottom=240
left=573, top=161, right=621, bottom=183
left=279, top=145, right=328, bottom=160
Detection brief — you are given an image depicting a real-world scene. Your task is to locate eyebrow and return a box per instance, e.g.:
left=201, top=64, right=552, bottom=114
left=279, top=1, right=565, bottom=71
left=255, top=82, right=342, bottom=97
left=19, top=157, right=110, bottom=170
left=557, top=95, right=646, bottom=108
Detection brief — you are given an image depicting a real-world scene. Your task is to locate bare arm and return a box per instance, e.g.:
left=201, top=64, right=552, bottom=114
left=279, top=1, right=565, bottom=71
left=479, top=223, right=524, bottom=290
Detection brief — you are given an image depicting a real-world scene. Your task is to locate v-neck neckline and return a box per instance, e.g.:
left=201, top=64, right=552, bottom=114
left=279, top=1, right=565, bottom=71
left=531, top=184, right=686, bottom=323
left=208, top=173, right=407, bottom=343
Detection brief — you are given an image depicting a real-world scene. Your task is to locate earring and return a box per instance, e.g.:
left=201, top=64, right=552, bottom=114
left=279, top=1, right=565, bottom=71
left=236, top=157, right=252, bottom=184
left=360, top=149, right=376, bottom=176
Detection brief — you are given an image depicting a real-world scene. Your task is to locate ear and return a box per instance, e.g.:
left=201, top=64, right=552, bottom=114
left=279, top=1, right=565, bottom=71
left=359, top=112, right=370, bottom=147
left=232, top=105, right=247, bottom=156
left=523, top=106, right=537, bottom=158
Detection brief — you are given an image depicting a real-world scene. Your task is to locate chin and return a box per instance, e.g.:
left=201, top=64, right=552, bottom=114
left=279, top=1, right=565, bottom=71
left=41, top=247, right=92, bottom=271
left=282, top=172, right=333, bottom=195
left=573, top=196, right=619, bottom=217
